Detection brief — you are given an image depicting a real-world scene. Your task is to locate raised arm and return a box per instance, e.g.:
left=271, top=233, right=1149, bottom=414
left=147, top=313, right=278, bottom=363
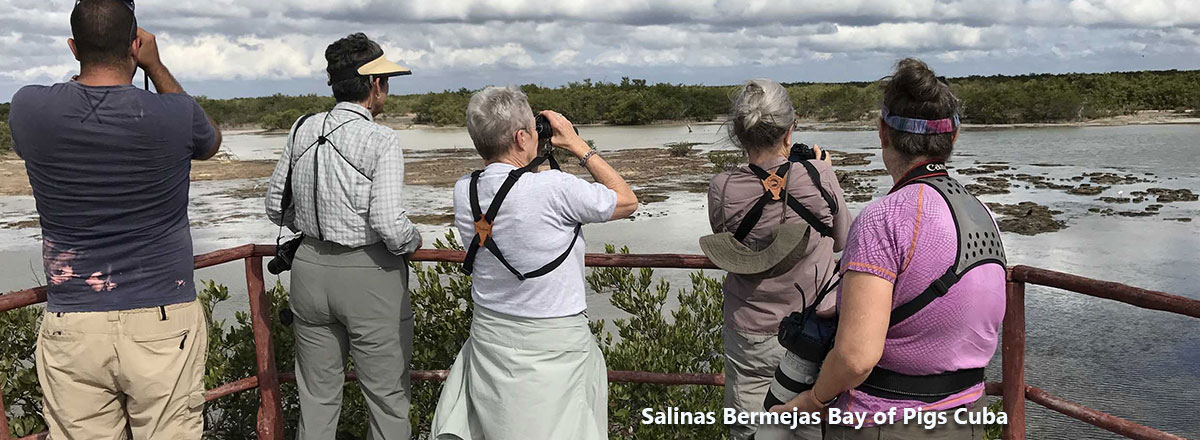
left=136, top=28, right=222, bottom=159
left=540, top=110, right=637, bottom=220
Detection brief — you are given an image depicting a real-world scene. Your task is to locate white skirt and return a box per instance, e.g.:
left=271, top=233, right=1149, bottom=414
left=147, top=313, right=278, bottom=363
left=431, top=306, right=608, bottom=440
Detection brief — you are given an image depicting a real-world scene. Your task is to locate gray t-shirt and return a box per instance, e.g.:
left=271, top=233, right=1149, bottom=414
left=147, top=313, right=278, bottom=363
left=454, top=163, right=617, bottom=318
left=9, top=81, right=216, bottom=312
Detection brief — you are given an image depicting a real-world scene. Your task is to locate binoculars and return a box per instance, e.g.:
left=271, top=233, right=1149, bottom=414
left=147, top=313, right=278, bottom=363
left=534, top=113, right=578, bottom=145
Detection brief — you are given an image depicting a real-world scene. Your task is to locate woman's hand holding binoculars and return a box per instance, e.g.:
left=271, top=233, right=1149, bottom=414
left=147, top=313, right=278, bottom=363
left=538, top=110, right=590, bottom=159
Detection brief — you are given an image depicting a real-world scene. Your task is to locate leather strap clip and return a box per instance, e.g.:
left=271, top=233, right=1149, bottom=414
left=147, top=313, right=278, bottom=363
left=473, top=217, right=492, bottom=247
left=761, top=172, right=786, bottom=201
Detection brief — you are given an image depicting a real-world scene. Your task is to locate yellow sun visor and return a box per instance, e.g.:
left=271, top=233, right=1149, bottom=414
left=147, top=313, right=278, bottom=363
left=328, top=53, right=412, bottom=84
left=357, top=54, right=411, bottom=77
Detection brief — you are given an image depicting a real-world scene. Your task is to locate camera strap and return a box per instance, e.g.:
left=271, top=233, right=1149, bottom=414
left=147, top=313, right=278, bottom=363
left=733, top=163, right=834, bottom=242
left=460, top=152, right=582, bottom=280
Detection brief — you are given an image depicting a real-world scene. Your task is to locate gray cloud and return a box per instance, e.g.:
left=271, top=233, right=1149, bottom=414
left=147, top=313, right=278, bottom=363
left=2, top=0, right=1199, bottom=99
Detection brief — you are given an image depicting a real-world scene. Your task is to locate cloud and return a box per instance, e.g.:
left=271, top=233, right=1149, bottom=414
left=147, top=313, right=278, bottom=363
left=1, top=0, right=1199, bottom=99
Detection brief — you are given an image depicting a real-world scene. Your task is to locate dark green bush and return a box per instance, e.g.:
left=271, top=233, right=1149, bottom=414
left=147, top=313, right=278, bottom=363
left=708, top=150, right=745, bottom=173
left=589, top=245, right=725, bottom=439
left=0, top=232, right=1041, bottom=440
left=258, top=109, right=305, bottom=131
left=666, top=142, right=698, bottom=157
left=175, top=71, right=1200, bottom=129
left=1, top=233, right=732, bottom=439
left=0, top=121, right=12, bottom=154
left=0, top=304, right=43, bottom=437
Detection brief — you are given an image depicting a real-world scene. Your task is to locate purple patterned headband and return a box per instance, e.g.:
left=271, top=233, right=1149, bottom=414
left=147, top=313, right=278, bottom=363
left=881, top=107, right=960, bottom=135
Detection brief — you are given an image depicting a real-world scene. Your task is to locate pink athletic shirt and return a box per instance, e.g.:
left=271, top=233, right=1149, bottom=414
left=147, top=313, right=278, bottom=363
left=832, top=178, right=1006, bottom=420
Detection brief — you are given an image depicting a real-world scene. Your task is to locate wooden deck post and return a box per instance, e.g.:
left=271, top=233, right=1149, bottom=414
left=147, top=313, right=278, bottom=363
left=1002, top=280, right=1027, bottom=440
left=246, top=256, right=284, bottom=439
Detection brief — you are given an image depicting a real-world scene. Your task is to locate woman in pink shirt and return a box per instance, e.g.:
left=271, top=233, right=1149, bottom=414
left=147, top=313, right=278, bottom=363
left=771, top=59, right=1007, bottom=439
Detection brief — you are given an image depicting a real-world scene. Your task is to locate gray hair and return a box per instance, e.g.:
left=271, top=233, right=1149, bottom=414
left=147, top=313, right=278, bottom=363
left=727, top=79, right=795, bottom=152
left=466, top=86, right=536, bottom=160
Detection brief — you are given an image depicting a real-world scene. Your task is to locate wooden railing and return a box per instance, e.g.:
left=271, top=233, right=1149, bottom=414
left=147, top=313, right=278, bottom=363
left=1, top=244, right=1196, bottom=440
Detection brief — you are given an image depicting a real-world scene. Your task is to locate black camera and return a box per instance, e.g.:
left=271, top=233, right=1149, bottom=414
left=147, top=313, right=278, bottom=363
left=267, top=235, right=304, bottom=275
left=763, top=310, right=837, bottom=410
left=788, top=143, right=827, bottom=162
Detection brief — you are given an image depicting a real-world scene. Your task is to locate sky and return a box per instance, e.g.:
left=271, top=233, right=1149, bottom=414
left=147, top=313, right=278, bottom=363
left=2, top=0, right=1199, bottom=101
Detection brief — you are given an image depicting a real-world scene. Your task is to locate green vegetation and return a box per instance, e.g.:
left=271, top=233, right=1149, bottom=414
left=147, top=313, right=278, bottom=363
left=708, top=150, right=745, bottom=173
left=0, top=102, right=11, bottom=154
left=172, top=70, right=1200, bottom=129
left=258, top=109, right=305, bottom=131
left=666, top=142, right=699, bottom=157
left=589, top=245, right=726, bottom=439
left=1, top=70, right=1196, bottom=133
left=0, top=303, right=40, bottom=437
left=1, top=233, right=1007, bottom=438
left=1, top=234, right=728, bottom=439
left=0, top=121, right=11, bottom=154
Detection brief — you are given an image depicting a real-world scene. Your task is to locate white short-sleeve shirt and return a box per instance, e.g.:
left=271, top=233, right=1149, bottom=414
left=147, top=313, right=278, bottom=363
left=453, top=163, right=618, bottom=318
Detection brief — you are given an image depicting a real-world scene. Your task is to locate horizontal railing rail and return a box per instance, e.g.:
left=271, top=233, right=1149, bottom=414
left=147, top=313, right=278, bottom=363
left=2, top=244, right=1196, bottom=440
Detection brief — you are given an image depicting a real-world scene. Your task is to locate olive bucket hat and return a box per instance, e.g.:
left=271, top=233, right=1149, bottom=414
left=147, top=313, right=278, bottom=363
left=699, top=223, right=812, bottom=277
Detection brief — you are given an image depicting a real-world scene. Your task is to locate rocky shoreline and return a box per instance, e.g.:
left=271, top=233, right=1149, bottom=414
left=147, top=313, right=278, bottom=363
left=2, top=143, right=1196, bottom=236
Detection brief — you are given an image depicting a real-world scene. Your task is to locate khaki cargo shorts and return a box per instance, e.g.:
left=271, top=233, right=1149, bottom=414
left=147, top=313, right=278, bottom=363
left=36, top=299, right=207, bottom=440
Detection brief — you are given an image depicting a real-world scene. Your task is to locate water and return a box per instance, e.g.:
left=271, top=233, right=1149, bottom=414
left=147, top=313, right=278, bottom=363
left=1, top=123, right=1197, bottom=439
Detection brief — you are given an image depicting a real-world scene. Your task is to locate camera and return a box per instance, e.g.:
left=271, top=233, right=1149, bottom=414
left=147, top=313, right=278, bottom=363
left=267, top=235, right=304, bottom=275
left=763, top=311, right=837, bottom=410
left=788, top=143, right=827, bottom=162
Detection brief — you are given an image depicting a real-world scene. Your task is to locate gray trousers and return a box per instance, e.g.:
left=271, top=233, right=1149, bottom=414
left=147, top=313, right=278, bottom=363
left=724, top=326, right=821, bottom=440
left=291, top=238, right=414, bottom=440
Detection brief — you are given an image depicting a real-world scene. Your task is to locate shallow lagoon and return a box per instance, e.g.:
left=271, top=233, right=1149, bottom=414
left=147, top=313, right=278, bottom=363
left=1, top=123, right=1197, bottom=439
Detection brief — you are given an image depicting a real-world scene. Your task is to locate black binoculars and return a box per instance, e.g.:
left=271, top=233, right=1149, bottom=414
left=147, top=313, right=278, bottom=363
left=267, top=235, right=304, bottom=275
left=534, top=113, right=578, bottom=145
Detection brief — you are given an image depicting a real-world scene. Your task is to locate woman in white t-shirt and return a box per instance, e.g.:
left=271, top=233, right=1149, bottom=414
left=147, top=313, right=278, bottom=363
left=430, top=86, right=638, bottom=440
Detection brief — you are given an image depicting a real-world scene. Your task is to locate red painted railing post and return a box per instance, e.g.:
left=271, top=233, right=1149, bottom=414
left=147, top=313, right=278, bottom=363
left=1002, top=280, right=1027, bottom=440
left=246, top=256, right=284, bottom=439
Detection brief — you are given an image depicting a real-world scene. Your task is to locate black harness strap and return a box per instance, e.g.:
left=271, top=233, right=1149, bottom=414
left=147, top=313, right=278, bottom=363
left=734, top=163, right=789, bottom=241
left=734, top=162, right=834, bottom=242
left=889, top=266, right=959, bottom=326
left=858, top=367, right=985, bottom=403
left=796, top=159, right=838, bottom=215
left=280, top=109, right=368, bottom=241
left=856, top=161, right=1006, bottom=402
left=461, top=153, right=582, bottom=280
left=280, top=113, right=318, bottom=212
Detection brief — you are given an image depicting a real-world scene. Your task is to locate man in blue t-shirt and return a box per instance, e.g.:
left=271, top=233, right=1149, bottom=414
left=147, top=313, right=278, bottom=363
left=8, top=0, right=221, bottom=437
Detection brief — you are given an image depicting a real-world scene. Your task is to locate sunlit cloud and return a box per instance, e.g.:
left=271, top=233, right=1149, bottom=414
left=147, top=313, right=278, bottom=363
left=1, top=0, right=1199, bottom=98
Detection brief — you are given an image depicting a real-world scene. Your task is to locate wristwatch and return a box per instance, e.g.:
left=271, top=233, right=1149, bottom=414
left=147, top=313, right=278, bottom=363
left=579, top=149, right=598, bottom=168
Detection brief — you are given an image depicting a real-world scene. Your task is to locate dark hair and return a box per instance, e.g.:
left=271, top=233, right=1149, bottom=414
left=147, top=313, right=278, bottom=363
left=325, top=33, right=383, bottom=102
left=70, top=0, right=136, bottom=67
left=880, top=58, right=959, bottom=161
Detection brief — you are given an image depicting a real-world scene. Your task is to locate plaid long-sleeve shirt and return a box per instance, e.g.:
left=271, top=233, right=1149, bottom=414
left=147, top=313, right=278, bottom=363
left=265, top=102, right=421, bottom=255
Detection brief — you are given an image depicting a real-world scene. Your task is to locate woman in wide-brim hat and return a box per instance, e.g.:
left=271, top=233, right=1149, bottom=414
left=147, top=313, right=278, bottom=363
left=705, top=78, right=851, bottom=440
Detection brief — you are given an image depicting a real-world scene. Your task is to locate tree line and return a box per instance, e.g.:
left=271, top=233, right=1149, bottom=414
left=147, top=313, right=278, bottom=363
left=227, top=70, right=1200, bottom=130
left=2, top=70, right=1199, bottom=150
